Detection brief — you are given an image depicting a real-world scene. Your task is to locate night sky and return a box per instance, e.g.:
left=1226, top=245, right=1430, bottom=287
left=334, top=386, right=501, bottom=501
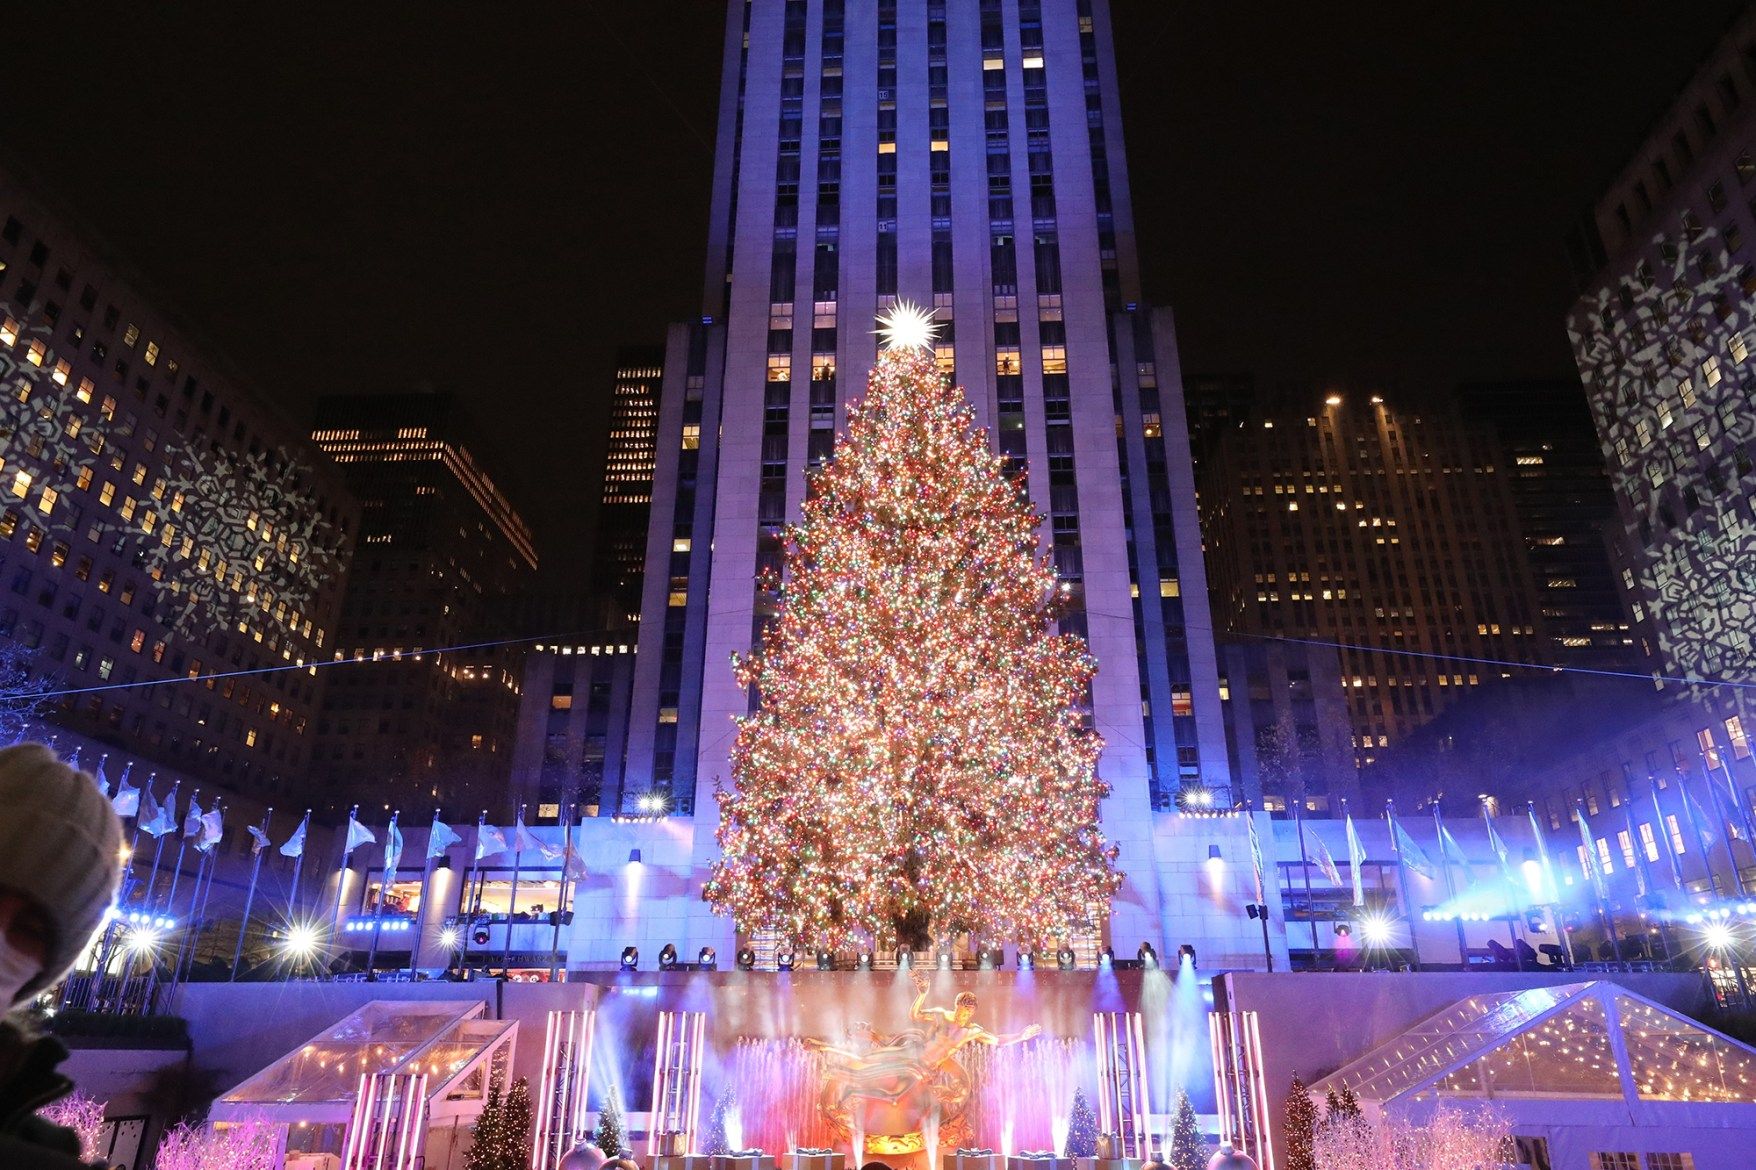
left=4, top=3, right=1745, bottom=581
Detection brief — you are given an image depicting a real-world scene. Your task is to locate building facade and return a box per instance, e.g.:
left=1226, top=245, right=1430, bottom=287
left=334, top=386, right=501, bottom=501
left=1199, top=388, right=1547, bottom=768
left=0, top=163, right=355, bottom=802
left=1567, top=7, right=1756, bottom=743
left=310, top=395, right=537, bottom=818
left=591, top=0, right=1233, bottom=961
left=1216, top=636, right=1357, bottom=813
left=596, top=347, right=665, bottom=618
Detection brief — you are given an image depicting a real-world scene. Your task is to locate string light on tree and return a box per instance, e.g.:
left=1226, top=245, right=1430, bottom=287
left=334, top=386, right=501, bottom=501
left=704, top=331, right=1121, bottom=951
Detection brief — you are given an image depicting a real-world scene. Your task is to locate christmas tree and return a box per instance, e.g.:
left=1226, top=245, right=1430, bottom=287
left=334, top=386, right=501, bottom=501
left=465, top=1079, right=506, bottom=1170
left=1283, top=1075, right=1316, bottom=1170
left=704, top=304, right=1121, bottom=950
left=1166, top=1088, right=1209, bottom=1170
left=1063, top=1087, right=1098, bottom=1157
left=703, top=1085, right=737, bottom=1155
left=501, top=1078, right=533, bottom=1170
left=594, top=1087, right=627, bottom=1159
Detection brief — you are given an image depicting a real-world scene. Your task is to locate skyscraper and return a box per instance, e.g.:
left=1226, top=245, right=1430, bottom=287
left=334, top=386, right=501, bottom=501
left=593, top=0, right=1230, bottom=959
left=596, top=347, right=666, bottom=618
left=311, top=394, right=537, bottom=816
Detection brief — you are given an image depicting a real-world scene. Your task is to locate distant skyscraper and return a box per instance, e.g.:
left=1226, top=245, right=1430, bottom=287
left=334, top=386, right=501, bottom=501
left=1199, top=388, right=1547, bottom=768
left=597, top=347, right=665, bottom=616
left=0, top=162, right=355, bottom=802
left=311, top=394, right=537, bottom=815
left=592, top=0, right=1233, bottom=961
left=1568, top=7, right=1756, bottom=751
left=1181, top=372, right=1254, bottom=474
left=1455, top=380, right=1629, bottom=669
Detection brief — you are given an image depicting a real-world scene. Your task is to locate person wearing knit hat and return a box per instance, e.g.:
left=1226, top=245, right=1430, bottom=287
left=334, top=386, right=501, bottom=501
left=0, top=743, right=126, bottom=1170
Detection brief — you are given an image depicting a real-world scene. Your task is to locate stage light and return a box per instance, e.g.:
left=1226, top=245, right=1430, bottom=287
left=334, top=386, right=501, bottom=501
left=1360, top=913, right=1394, bottom=946
left=1207, top=844, right=1223, bottom=861
left=735, top=948, right=755, bottom=970
left=1138, top=942, right=1157, bottom=968
left=1178, top=943, right=1197, bottom=968
left=125, top=927, right=161, bottom=955
left=439, top=927, right=460, bottom=949
left=978, top=948, right=1000, bottom=970
left=1246, top=904, right=1261, bottom=920
left=817, top=951, right=835, bottom=970
left=699, top=947, right=718, bottom=970
left=937, top=950, right=953, bottom=969
left=1056, top=948, right=1076, bottom=970
left=628, top=848, right=642, bottom=865
left=473, top=926, right=490, bottom=946
left=1098, top=946, right=1114, bottom=967
left=282, top=921, right=322, bottom=960
left=1705, top=922, right=1737, bottom=951
left=856, top=952, right=873, bottom=970
left=897, top=949, right=913, bottom=969
left=659, top=944, right=679, bottom=970
left=1334, top=923, right=1352, bottom=939
left=776, top=951, right=795, bottom=971
left=621, top=946, right=639, bottom=970
left=1017, top=951, right=1033, bottom=971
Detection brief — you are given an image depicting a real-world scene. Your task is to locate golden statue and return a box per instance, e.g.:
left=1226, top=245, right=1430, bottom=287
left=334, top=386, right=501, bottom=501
left=805, top=969, right=1041, bottom=1155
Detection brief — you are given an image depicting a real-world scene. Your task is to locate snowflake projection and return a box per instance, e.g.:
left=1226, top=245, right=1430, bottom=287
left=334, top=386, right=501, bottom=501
left=98, top=437, right=344, bottom=638
left=1567, top=225, right=1756, bottom=686
left=0, top=325, right=99, bottom=524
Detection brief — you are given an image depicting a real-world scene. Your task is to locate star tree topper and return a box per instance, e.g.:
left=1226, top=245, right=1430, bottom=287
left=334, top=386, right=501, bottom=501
left=874, top=299, right=940, bottom=351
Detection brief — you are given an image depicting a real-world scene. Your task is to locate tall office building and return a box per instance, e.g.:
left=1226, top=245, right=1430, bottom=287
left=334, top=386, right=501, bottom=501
left=311, top=395, right=537, bottom=816
left=1199, top=388, right=1546, bottom=768
left=1455, top=380, right=1629, bottom=669
left=597, top=0, right=1231, bottom=958
left=596, top=347, right=666, bottom=617
left=1568, top=7, right=1756, bottom=741
left=0, top=163, right=355, bottom=802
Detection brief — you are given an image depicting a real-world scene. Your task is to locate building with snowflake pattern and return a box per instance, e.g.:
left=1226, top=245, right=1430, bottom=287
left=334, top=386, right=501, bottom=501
left=0, top=162, right=357, bottom=804
left=562, top=0, right=1237, bottom=966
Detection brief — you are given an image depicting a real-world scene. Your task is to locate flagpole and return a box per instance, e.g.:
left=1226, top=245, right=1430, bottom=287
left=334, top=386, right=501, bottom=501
left=1527, top=804, right=1575, bottom=967
left=142, top=779, right=173, bottom=909
left=501, top=804, right=528, bottom=976
left=1709, top=750, right=1756, bottom=850
left=1385, top=800, right=1419, bottom=970
left=337, top=805, right=361, bottom=925
left=1675, top=769, right=1725, bottom=897
left=410, top=808, right=441, bottom=981
left=1291, top=795, right=1320, bottom=961
left=1577, top=802, right=1623, bottom=960
left=229, top=809, right=273, bottom=981
left=1621, top=797, right=1674, bottom=962
left=173, top=829, right=222, bottom=1001
left=365, top=811, right=398, bottom=980
left=1698, top=759, right=1753, bottom=896
left=1432, top=804, right=1469, bottom=967
left=550, top=803, right=572, bottom=981
left=1481, top=800, right=1523, bottom=970
left=459, top=812, right=486, bottom=977
left=85, top=769, right=140, bottom=1011
left=287, top=810, right=311, bottom=922
left=163, top=787, right=197, bottom=914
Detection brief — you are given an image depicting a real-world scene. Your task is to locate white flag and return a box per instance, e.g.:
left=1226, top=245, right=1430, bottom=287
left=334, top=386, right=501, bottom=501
left=279, top=814, right=309, bottom=858
left=384, top=817, right=403, bottom=876
left=93, top=759, right=111, bottom=798
left=344, top=812, right=376, bottom=856
left=111, top=772, right=141, bottom=818
left=247, top=824, right=271, bottom=854
left=427, top=816, right=462, bottom=859
left=1391, top=817, right=1438, bottom=881
left=139, top=785, right=176, bottom=838
left=476, top=823, right=508, bottom=861
left=198, top=806, right=224, bottom=852
left=1309, top=829, right=1343, bottom=887
left=1345, top=813, right=1367, bottom=907
left=511, top=810, right=540, bottom=855
left=183, top=798, right=205, bottom=839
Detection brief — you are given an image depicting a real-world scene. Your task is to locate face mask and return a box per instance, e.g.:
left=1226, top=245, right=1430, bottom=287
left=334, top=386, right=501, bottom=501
left=0, top=940, right=43, bottom=1008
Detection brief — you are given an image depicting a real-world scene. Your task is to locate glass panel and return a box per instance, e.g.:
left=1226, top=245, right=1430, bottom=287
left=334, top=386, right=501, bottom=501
left=1616, top=995, right=1756, bottom=1102
left=1430, top=995, right=1620, bottom=1099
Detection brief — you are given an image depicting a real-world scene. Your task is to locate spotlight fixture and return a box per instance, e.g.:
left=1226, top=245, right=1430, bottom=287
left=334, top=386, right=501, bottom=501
left=856, top=951, right=873, bottom=970
left=1138, top=942, right=1158, bottom=968
left=1334, top=922, right=1352, bottom=939
left=1177, top=943, right=1197, bottom=968
left=1098, top=946, right=1114, bottom=967
left=621, top=946, right=639, bottom=970
left=816, top=950, right=835, bottom=970
left=659, top=943, right=679, bottom=970
left=628, top=848, right=642, bottom=865
left=699, top=946, right=718, bottom=970
left=735, top=948, right=756, bottom=971
left=937, top=950, right=954, bottom=969
left=1056, top=947, right=1076, bottom=971
left=776, top=950, right=796, bottom=971
left=473, top=927, right=491, bottom=946
left=897, top=949, right=913, bottom=969
left=978, top=948, right=995, bottom=971
left=1016, top=951, right=1033, bottom=971
left=1207, top=844, right=1223, bottom=861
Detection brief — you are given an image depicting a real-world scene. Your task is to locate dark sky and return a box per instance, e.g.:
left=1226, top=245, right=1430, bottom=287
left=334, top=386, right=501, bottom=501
left=4, top=3, right=1745, bottom=580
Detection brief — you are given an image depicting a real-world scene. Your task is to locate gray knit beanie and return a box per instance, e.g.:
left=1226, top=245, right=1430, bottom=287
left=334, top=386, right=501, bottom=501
left=0, top=744, right=125, bottom=999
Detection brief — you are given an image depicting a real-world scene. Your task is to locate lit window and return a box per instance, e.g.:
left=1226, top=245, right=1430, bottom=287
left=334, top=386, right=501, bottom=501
left=1159, top=579, right=1179, bottom=598
left=672, top=537, right=692, bottom=553
left=9, top=470, right=29, bottom=498
left=668, top=590, right=688, bottom=607
left=245, top=728, right=258, bottom=747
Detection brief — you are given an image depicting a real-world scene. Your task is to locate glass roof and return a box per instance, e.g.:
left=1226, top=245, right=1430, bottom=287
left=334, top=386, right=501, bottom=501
left=220, top=1001, right=511, bottom=1108
left=1313, top=981, right=1756, bottom=1107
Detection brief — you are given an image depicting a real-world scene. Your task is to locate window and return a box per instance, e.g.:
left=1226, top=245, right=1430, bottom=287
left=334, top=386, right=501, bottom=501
left=1728, top=716, right=1752, bottom=759
left=1588, top=1155, right=1638, bottom=1170
left=1639, top=821, right=1661, bottom=863
left=1511, top=1136, right=1551, bottom=1170
left=1644, top=1154, right=1695, bottom=1170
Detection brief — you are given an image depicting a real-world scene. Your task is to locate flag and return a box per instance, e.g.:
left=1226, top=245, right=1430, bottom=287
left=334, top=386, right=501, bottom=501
left=427, top=815, right=462, bottom=859
left=183, top=798, right=205, bottom=839
left=279, top=813, right=309, bottom=858
left=1391, top=817, right=1437, bottom=880
left=1527, top=806, right=1560, bottom=904
left=561, top=843, right=588, bottom=880
left=1484, top=814, right=1517, bottom=886
left=1345, top=812, right=1367, bottom=906
left=1245, top=808, right=1267, bottom=902
left=111, top=770, right=140, bottom=818
left=512, top=809, right=540, bottom=855
left=344, top=811, right=376, bottom=856
left=1438, top=823, right=1470, bottom=869
left=384, top=817, right=403, bottom=876
left=198, top=806, right=224, bottom=852
left=139, top=785, right=176, bottom=838
left=247, top=824, right=271, bottom=853
left=476, top=823, right=508, bottom=861
left=93, top=758, right=111, bottom=798
left=1576, top=807, right=1604, bottom=891
left=1309, top=828, right=1343, bottom=887
left=1682, top=782, right=1717, bottom=847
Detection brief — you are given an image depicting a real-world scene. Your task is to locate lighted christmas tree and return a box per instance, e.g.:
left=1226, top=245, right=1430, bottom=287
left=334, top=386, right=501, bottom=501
left=705, top=303, right=1121, bottom=950
left=1283, top=1075, right=1316, bottom=1170
left=466, top=1079, right=506, bottom=1170
left=594, top=1087, right=628, bottom=1159
left=1064, top=1087, right=1098, bottom=1157
left=501, top=1078, right=533, bottom=1170
left=703, top=1085, right=737, bottom=1155
left=1167, top=1088, right=1209, bottom=1170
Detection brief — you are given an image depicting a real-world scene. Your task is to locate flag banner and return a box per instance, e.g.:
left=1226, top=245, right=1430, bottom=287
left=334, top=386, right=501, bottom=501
left=279, top=814, right=308, bottom=858
left=139, top=785, right=176, bottom=838
left=562, top=845, right=588, bottom=880
left=1391, top=819, right=1437, bottom=881
left=1439, top=824, right=1471, bottom=869
left=1682, top=783, right=1717, bottom=846
left=1576, top=807, right=1604, bottom=891
left=384, top=818, right=403, bottom=876
left=1309, top=829, right=1343, bottom=886
left=1485, top=816, right=1516, bottom=884
left=512, top=811, right=541, bottom=855
left=477, top=823, right=508, bottom=861
left=428, top=816, right=462, bottom=859
left=198, top=807, right=224, bottom=852
left=1245, top=809, right=1266, bottom=902
left=247, top=824, right=271, bottom=853
left=183, top=799, right=205, bottom=838
left=93, top=760, right=111, bottom=798
left=1345, top=814, right=1367, bottom=906
left=1527, top=807, right=1560, bottom=904
left=111, top=776, right=140, bottom=818
left=345, top=814, right=376, bottom=856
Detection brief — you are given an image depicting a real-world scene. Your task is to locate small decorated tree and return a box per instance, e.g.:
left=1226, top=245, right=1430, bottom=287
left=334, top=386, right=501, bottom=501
left=594, top=1087, right=628, bottom=1159
left=1334, top=1085, right=1360, bottom=1119
left=704, top=1085, right=738, bottom=1156
left=466, top=1079, right=506, bottom=1170
left=39, top=1090, right=108, bottom=1162
left=1166, top=1088, right=1209, bottom=1170
left=501, top=1078, right=533, bottom=1170
left=153, top=1120, right=279, bottom=1170
left=1063, top=1087, right=1099, bottom=1157
left=1283, top=1075, right=1316, bottom=1170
